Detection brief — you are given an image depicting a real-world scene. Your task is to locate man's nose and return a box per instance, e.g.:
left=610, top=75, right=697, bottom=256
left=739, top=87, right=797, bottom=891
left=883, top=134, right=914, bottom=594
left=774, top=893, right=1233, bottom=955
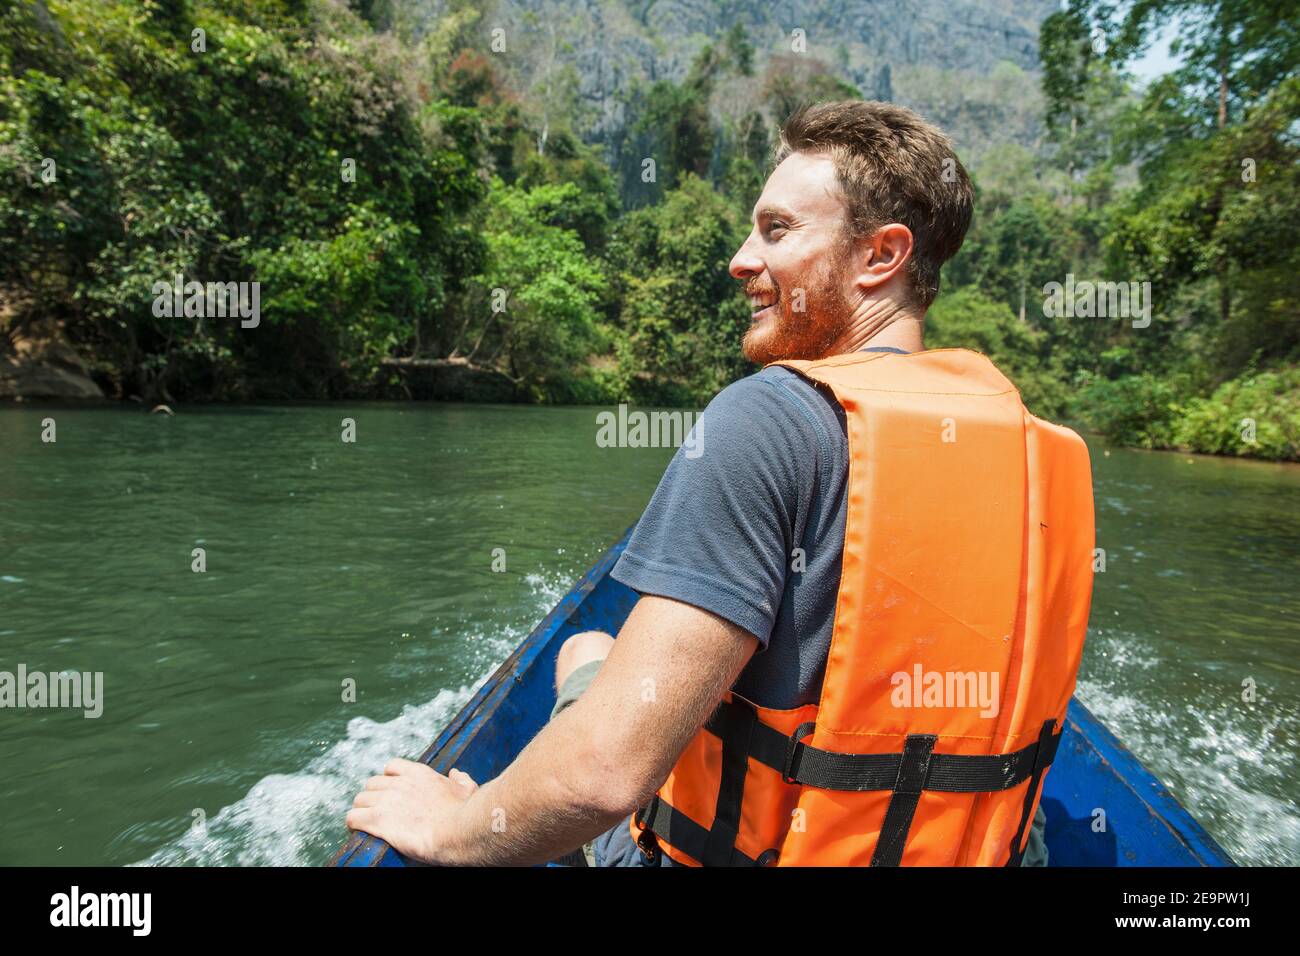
left=729, top=232, right=763, bottom=280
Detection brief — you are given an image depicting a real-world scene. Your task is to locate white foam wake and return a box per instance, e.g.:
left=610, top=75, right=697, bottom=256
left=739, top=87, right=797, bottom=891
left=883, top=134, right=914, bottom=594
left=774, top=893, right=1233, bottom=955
left=136, top=685, right=479, bottom=866
left=1075, top=644, right=1300, bottom=866
left=134, top=565, right=580, bottom=867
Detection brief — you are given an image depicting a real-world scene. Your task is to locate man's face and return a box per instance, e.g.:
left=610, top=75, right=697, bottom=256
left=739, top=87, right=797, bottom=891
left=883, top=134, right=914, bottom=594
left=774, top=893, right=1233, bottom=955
left=729, top=152, right=859, bottom=365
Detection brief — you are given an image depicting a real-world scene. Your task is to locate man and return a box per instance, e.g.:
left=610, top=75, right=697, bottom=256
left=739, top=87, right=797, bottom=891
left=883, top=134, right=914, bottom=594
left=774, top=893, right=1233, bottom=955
left=345, top=100, right=1093, bottom=866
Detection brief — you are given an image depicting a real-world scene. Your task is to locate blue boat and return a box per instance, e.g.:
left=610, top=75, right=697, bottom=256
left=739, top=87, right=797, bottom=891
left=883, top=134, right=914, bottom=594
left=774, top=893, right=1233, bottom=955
left=333, top=529, right=1235, bottom=868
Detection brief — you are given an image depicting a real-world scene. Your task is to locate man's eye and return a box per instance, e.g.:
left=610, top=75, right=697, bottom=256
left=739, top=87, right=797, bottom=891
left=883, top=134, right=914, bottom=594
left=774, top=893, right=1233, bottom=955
left=767, top=222, right=787, bottom=236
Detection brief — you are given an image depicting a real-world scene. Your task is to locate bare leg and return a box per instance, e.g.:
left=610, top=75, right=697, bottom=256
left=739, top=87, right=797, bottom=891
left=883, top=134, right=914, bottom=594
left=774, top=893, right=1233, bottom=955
left=550, top=630, right=616, bottom=867
left=555, top=630, right=614, bottom=692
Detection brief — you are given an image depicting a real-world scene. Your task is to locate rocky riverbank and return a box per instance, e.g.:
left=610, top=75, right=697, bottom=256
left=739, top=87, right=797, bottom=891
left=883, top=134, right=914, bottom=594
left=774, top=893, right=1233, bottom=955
left=0, top=332, right=104, bottom=402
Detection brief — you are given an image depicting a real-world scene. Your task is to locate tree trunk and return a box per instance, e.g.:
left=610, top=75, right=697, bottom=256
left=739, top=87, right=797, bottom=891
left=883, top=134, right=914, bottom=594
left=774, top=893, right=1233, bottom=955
left=1216, top=35, right=1230, bottom=325
left=1216, top=68, right=1227, bottom=128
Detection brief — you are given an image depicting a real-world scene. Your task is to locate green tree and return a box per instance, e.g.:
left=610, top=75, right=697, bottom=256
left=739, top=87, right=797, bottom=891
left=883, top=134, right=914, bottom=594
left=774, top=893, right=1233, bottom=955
left=450, top=179, right=606, bottom=397
left=605, top=175, right=750, bottom=403
left=927, top=287, right=1071, bottom=419
left=0, top=0, right=485, bottom=400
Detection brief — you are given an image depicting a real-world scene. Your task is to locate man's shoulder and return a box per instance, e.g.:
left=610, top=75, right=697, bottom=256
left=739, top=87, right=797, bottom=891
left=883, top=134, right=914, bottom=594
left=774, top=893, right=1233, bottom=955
left=666, top=366, right=843, bottom=505
left=704, top=364, right=843, bottom=441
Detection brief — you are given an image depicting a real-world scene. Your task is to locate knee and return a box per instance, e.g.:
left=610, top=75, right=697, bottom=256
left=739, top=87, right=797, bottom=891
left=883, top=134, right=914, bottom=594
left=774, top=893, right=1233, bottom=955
left=556, top=630, right=614, bottom=687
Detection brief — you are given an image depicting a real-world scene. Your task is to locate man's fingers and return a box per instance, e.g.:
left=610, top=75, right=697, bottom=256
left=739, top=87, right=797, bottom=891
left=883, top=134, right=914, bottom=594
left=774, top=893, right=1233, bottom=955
left=364, top=774, right=397, bottom=791
left=448, top=768, right=478, bottom=796
left=352, top=789, right=382, bottom=809
left=345, top=806, right=376, bottom=832
left=383, top=757, right=423, bottom=775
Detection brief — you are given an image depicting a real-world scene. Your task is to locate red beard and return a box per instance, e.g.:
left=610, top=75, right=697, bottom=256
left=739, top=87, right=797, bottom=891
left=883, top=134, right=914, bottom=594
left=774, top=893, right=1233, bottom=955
left=741, top=258, right=856, bottom=365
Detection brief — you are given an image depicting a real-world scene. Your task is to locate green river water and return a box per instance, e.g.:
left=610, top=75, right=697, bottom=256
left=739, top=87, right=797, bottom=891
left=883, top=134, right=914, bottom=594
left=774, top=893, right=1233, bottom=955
left=0, top=403, right=1296, bottom=866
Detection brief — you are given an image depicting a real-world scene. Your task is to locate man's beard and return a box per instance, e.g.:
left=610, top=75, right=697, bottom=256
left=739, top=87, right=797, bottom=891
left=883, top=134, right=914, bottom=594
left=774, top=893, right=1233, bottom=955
left=741, top=254, right=857, bottom=366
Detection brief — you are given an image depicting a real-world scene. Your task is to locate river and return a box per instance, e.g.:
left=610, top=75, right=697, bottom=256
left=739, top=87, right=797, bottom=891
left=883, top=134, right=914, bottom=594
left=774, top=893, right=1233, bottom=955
left=0, top=403, right=1296, bottom=866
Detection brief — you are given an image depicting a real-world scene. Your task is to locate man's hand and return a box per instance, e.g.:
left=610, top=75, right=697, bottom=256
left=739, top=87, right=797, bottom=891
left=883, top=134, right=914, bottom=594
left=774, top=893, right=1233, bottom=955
left=341, top=595, right=758, bottom=866
left=345, top=758, right=478, bottom=865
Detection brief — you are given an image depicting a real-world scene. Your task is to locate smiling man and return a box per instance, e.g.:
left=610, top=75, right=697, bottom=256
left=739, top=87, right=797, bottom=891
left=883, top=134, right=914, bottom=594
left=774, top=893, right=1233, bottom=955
left=346, top=100, right=1094, bottom=867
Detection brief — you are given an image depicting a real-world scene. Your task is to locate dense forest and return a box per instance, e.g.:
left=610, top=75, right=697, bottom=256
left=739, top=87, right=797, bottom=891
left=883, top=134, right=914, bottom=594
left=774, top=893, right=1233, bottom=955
left=1, top=0, right=1297, bottom=458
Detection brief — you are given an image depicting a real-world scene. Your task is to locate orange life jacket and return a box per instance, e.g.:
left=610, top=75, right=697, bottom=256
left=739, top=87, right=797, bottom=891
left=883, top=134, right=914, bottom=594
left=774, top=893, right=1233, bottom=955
left=630, top=348, right=1095, bottom=866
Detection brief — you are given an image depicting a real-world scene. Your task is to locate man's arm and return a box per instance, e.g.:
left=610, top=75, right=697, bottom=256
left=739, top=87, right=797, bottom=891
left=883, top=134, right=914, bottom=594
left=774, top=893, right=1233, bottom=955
left=348, top=373, right=811, bottom=863
left=345, top=594, right=757, bottom=865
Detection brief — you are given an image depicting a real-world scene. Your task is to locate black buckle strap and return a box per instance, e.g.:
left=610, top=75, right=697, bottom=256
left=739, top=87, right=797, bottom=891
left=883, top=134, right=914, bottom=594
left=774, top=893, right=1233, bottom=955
left=870, top=733, right=938, bottom=866
left=782, top=721, right=816, bottom=784
left=1005, top=719, right=1057, bottom=866
left=633, top=796, right=661, bottom=864
left=637, top=794, right=760, bottom=866
left=700, top=697, right=758, bottom=866
left=641, top=701, right=1063, bottom=866
left=705, top=699, right=1061, bottom=794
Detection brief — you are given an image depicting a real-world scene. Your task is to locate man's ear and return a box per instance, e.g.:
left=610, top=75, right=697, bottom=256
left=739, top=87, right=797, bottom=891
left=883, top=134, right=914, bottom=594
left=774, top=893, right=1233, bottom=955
left=852, top=223, right=914, bottom=293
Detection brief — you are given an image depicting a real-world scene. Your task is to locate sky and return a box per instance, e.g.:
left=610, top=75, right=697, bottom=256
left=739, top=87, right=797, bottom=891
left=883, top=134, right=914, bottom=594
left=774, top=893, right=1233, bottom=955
left=1125, top=19, right=1184, bottom=86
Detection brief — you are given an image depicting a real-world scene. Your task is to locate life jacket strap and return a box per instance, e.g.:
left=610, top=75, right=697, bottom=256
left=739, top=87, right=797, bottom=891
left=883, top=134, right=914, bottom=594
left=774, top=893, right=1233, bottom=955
left=706, top=698, right=1061, bottom=793
left=699, top=696, right=758, bottom=866
left=870, top=733, right=938, bottom=867
left=1005, top=719, right=1058, bottom=867
left=632, top=796, right=662, bottom=864
left=639, top=701, right=1063, bottom=866
left=636, top=793, right=763, bottom=866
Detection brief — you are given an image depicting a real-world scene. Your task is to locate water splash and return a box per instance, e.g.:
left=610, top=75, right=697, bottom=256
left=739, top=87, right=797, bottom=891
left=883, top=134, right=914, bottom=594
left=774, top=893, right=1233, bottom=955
left=136, top=686, right=478, bottom=866
left=1076, top=659, right=1300, bottom=865
left=135, top=565, right=582, bottom=867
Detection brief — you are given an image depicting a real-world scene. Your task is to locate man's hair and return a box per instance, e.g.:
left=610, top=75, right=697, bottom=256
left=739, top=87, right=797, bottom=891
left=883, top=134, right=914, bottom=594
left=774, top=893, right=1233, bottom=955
left=775, top=100, right=974, bottom=309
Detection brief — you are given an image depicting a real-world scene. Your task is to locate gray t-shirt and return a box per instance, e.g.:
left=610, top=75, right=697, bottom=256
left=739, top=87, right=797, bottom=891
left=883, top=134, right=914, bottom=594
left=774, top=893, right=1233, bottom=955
left=610, top=349, right=911, bottom=708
